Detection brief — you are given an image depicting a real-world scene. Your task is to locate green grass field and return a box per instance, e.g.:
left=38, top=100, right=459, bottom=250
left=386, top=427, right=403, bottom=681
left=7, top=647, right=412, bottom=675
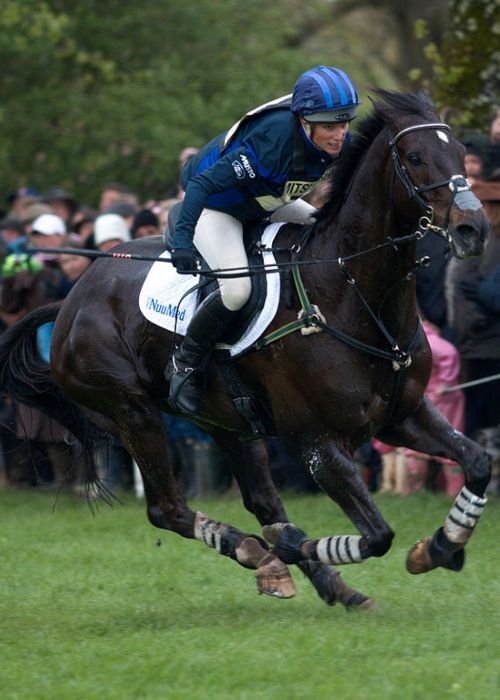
left=1, top=488, right=498, bottom=700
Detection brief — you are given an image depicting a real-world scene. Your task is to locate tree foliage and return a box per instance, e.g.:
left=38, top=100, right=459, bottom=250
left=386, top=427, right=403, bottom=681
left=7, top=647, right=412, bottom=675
left=1, top=0, right=498, bottom=207
left=412, top=0, right=500, bottom=129
left=0, top=0, right=334, bottom=205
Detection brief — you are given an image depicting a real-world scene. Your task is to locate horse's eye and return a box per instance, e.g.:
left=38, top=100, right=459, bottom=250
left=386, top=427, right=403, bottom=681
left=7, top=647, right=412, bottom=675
left=407, top=152, right=422, bottom=166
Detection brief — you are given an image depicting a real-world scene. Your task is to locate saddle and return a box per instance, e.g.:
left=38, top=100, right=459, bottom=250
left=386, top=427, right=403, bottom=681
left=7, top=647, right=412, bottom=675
left=163, top=202, right=269, bottom=345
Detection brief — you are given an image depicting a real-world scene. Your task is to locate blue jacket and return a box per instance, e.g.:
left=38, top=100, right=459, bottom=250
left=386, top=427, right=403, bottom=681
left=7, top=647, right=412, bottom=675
left=173, top=98, right=339, bottom=249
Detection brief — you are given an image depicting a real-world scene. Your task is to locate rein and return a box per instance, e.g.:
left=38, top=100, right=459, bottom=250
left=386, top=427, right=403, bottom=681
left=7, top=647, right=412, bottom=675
left=244, top=121, right=466, bottom=372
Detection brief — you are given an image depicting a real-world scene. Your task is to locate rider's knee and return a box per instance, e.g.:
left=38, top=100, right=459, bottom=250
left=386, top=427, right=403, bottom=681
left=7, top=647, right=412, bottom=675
left=221, top=279, right=252, bottom=311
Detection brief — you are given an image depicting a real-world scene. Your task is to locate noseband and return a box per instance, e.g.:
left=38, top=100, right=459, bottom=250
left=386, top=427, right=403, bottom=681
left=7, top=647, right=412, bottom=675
left=389, top=122, right=482, bottom=243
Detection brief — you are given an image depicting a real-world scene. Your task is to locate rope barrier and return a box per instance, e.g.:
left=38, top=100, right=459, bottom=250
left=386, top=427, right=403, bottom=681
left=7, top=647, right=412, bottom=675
left=442, top=373, right=500, bottom=393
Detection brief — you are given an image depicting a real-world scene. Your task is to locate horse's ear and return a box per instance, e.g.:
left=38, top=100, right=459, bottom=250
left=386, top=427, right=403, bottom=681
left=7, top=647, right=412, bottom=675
left=417, top=89, right=437, bottom=118
left=372, top=90, right=396, bottom=123
left=417, top=89, right=436, bottom=112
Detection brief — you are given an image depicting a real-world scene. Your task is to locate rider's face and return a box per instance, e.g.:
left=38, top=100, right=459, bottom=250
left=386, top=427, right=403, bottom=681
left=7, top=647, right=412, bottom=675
left=303, top=120, right=350, bottom=156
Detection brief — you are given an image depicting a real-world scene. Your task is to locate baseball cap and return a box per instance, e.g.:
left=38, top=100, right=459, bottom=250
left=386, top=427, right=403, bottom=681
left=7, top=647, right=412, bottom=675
left=31, top=213, right=67, bottom=235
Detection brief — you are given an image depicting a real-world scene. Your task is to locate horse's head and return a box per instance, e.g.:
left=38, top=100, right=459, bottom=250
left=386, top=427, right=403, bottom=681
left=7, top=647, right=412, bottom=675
left=375, top=90, right=491, bottom=259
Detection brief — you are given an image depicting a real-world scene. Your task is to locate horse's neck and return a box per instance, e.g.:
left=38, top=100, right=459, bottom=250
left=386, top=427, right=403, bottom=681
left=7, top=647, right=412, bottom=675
left=309, top=166, right=418, bottom=331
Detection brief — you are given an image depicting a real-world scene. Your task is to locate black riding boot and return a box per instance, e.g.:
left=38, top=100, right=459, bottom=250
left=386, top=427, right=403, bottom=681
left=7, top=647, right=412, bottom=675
left=166, top=291, right=236, bottom=414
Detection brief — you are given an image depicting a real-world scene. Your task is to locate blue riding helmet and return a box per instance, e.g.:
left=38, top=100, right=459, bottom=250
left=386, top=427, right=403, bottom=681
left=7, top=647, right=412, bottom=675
left=292, top=66, right=359, bottom=123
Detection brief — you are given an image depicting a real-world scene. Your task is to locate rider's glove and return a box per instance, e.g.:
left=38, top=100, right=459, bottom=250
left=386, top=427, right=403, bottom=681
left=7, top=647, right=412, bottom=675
left=171, top=247, right=198, bottom=274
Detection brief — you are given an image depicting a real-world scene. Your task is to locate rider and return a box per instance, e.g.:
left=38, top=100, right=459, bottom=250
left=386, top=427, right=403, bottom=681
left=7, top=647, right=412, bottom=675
left=167, top=65, right=359, bottom=414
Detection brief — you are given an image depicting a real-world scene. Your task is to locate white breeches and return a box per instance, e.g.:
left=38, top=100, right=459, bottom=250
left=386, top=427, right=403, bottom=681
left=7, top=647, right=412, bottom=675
left=193, top=201, right=317, bottom=311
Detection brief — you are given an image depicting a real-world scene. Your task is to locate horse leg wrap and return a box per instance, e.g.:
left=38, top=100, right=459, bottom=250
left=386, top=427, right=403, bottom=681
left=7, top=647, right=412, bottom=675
left=194, top=511, right=246, bottom=560
left=262, top=522, right=295, bottom=546
left=309, top=536, right=364, bottom=565
left=444, top=486, right=487, bottom=545
left=272, top=524, right=309, bottom=564
left=194, top=512, right=268, bottom=566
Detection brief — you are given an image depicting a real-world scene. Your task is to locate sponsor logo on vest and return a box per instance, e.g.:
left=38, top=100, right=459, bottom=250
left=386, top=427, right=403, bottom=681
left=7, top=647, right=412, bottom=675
left=232, top=160, right=245, bottom=179
left=284, top=180, right=313, bottom=198
left=240, top=154, right=256, bottom=178
left=146, top=296, right=186, bottom=321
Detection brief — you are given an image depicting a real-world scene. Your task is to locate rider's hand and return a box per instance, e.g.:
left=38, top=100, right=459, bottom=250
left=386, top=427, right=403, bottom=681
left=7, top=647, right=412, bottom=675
left=171, top=247, right=198, bottom=275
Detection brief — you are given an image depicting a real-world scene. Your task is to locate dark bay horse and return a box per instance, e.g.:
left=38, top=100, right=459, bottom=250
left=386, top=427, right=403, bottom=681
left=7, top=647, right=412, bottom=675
left=0, top=90, right=492, bottom=609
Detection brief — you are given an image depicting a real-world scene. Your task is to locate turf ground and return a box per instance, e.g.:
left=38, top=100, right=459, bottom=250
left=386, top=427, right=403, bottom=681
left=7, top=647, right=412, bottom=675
left=1, top=488, right=498, bottom=700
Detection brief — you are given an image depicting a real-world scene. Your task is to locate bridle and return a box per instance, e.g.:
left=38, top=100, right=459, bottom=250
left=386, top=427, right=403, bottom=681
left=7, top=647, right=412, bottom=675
left=389, top=121, right=482, bottom=244
left=317, top=120, right=483, bottom=376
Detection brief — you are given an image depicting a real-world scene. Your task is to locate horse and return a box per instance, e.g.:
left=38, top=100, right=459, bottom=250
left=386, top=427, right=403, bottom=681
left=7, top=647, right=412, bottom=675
left=0, top=90, right=492, bottom=609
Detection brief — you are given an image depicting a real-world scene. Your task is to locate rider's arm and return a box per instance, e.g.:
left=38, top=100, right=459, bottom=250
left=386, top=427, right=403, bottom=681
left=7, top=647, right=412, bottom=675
left=173, top=114, right=293, bottom=249
left=173, top=149, right=254, bottom=248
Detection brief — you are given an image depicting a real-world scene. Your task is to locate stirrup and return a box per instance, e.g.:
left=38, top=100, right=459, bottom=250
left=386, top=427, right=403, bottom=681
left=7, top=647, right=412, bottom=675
left=166, top=353, right=194, bottom=380
left=167, top=356, right=203, bottom=414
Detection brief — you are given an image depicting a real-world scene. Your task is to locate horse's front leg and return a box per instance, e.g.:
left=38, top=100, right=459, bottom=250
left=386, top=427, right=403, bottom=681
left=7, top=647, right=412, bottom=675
left=212, top=432, right=373, bottom=609
left=272, top=436, right=394, bottom=594
left=380, top=397, right=491, bottom=575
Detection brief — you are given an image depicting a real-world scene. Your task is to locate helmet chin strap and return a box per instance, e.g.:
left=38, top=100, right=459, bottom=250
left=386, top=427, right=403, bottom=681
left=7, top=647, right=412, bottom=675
left=301, top=119, right=313, bottom=140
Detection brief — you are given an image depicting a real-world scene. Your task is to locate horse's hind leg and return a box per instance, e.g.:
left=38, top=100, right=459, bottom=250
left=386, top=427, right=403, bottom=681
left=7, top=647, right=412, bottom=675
left=105, top=396, right=295, bottom=598
left=380, top=398, right=491, bottom=575
left=213, top=432, right=373, bottom=608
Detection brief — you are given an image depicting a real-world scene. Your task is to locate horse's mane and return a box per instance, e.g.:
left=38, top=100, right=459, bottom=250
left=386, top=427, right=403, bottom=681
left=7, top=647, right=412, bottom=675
left=315, top=89, right=438, bottom=224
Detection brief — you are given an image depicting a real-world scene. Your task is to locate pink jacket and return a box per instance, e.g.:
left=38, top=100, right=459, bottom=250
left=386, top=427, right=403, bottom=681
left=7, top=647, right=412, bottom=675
left=423, top=321, right=464, bottom=432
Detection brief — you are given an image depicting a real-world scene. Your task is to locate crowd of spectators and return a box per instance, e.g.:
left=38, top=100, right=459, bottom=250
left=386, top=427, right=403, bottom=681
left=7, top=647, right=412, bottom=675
left=1, top=112, right=500, bottom=500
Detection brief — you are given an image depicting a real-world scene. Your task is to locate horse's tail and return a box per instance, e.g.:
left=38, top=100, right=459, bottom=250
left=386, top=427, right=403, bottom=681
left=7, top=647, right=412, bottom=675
left=0, top=302, right=107, bottom=492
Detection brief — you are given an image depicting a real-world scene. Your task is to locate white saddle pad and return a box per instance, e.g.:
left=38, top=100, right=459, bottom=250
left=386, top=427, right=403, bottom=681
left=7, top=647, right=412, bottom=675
left=138, top=222, right=284, bottom=356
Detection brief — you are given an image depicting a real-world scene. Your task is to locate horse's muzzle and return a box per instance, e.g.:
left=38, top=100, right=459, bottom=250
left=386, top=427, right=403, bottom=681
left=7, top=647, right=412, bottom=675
left=448, top=211, right=491, bottom=259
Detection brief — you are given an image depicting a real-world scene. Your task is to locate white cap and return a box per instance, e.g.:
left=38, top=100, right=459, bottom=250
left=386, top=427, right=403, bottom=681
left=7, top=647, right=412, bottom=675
left=31, top=213, right=66, bottom=235
left=94, top=214, right=131, bottom=246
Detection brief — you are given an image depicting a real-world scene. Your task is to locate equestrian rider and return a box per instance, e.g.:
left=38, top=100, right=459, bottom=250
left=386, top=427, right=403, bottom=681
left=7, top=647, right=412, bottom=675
left=167, top=65, right=359, bottom=414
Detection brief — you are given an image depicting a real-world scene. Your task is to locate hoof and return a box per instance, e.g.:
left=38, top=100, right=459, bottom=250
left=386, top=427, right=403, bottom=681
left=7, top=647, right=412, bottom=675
left=256, top=553, right=296, bottom=599
left=334, top=572, right=375, bottom=610
left=406, top=538, right=434, bottom=574
left=345, top=593, right=377, bottom=610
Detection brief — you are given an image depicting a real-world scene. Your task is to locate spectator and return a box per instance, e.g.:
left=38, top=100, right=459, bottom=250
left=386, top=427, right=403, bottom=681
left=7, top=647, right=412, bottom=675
left=70, top=207, right=98, bottom=243
left=19, top=202, right=53, bottom=234
left=98, top=182, right=139, bottom=213
left=131, top=208, right=160, bottom=239
left=157, top=198, right=182, bottom=233
left=404, top=320, right=465, bottom=497
left=0, top=214, right=73, bottom=489
left=42, top=187, right=78, bottom=225
left=29, top=213, right=67, bottom=261
left=464, top=144, right=485, bottom=184
left=164, top=146, right=199, bottom=200
left=445, top=178, right=500, bottom=435
left=415, top=231, right=451, bottom=338
left=372, top=441, right=406, bottom=495
left=93, top=213, right=131, bottom=252
left=0, top=215, right=27, bottom=254
left=6, top=187, right=39, bottom=220
left=57, top=238, right=92, bottom=284
left=163, top=415, right=231, bottom=498
left=104, top=200, right=138, bottom=230
left=464, top=108, right=500, bottom=179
